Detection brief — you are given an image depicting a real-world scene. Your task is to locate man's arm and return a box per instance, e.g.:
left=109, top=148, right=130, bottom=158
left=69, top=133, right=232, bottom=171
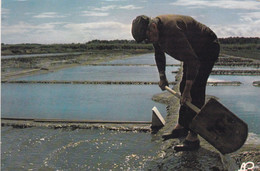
left=153, top=43, right=169, bottom=90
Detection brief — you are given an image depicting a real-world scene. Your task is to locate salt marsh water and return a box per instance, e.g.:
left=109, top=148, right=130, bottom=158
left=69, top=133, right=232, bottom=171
left=15, top=53, right=179, bottom=82
left=2, top=53, right=260, bottom=170
left=207, top=84, right=260, bottom=134
left=15, top=65, right=178, bottom=82
left=2, top=53, right=260, bottom=131
left=208, top=74, right=260, bottom=134
left=1, top=127, right=159, bottom=170
left=1, top=84, right=167, bottom=121
left=103, top=53, right=180, bottom=65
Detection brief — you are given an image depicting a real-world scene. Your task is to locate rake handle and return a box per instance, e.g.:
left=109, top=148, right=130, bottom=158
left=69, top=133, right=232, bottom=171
left=165, top=86, right=201, bottom=114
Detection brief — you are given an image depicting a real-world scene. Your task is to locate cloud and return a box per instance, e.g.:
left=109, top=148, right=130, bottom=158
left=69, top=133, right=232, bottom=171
left=1, top=8, right=10, bottom=15
left=2, top=21, right=132, bottom=44
left=1, top=21, right=78, bottom=43
left=93, top=5, right=117, bottom=11
left=63, top=22, right=132, bottom=42
left=81, top=4, right=142, bottom=18
left=119, top=5, right=143, bottom=10
left=169, top=0, right=260, bottom=37
left=239, top=12, right=260, bottom=22
left=104, top=0, right=126, bottom=1
left=92, top=4, right=142, bottom=11
left=81, top=11, right=109, bottom=17
left=171, top=0, right=260, bottom=10
left=1, top=8, right=10, bottom=20
left=33, top=12, right=66, bottom=18
left=65, top=21, right=130, bottom=30
left=212, top=11, right=260, bottom=37
left=212, top=21, right=260, bottom=37
left=63, top=21, right=132, bottom=43
left=2, top=22, right=65, bottom=35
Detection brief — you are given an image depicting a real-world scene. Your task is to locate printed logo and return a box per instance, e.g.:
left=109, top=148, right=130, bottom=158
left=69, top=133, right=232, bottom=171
left=238, top=162, right=255, bottom=171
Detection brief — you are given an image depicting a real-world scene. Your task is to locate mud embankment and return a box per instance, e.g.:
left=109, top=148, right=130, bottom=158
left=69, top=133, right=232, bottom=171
left=216, top=55, right=260, bottom=67
left=211, top=70, right=260, bottom=75
left=1, top=118, right=151, bottom=132
left=1, top=80, right=178, bottom=85
left=253, top=81, right=260, bottom=86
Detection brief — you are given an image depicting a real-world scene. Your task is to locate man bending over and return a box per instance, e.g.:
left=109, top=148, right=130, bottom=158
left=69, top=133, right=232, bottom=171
left=131, top=14, right=220, bottom=151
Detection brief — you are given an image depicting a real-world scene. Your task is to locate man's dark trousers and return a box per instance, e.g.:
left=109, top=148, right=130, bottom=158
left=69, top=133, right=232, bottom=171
left=178, top=41, right=220, bottom=131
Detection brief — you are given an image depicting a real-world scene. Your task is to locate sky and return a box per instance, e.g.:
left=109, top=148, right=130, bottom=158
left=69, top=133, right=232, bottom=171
left=1, top=0, right=260, bottom=44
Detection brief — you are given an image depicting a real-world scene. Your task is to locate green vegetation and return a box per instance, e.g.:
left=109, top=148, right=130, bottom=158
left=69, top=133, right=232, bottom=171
left=219, top=37, right=260, bottom=60
left=1, top=37, right=259, bottom=60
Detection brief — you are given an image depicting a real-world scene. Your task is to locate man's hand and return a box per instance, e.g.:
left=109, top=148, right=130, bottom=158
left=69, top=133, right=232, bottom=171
left=159, top=77, right=169, bottom=91
left=181, top=80, right=193, bottom=105
left=181, top=90, right=192, bottom=105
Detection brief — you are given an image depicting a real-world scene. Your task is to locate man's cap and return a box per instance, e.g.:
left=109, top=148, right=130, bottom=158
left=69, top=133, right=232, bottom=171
left=131, top=15, right=151, bottom=43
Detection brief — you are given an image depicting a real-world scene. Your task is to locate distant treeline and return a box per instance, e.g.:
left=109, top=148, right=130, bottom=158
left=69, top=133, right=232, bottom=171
left=219, top=37, right=259, bottom=44
left=1, top=37, right=259, bottom=59
left=1, top=40, right=153, bottom=55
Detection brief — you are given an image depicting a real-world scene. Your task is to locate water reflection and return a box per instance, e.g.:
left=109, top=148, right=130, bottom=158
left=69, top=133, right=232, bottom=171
left=1, top=84, right=167, bottom=121
left=207, top=85, right=260, bottom=134
left=102, top=53, right=180, bottom=65
left=16, top=65, right=177, bottom=82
